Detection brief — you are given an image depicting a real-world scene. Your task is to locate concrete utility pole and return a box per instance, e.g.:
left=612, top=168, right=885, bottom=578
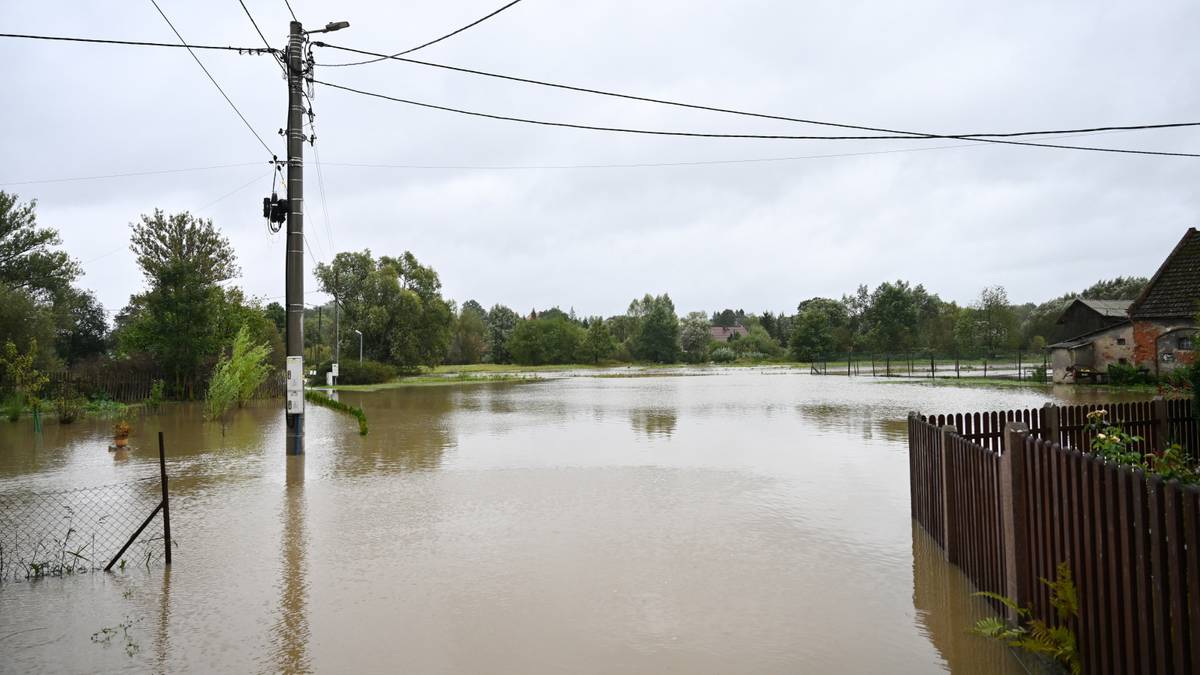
left=284, top=19, right=306, bottom=456
left=333, top=269, right=340, bottom=387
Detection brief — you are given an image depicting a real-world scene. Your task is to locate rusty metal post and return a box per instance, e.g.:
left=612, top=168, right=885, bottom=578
left=159, top=431, right=171, bottom=565
left=939, top=425, right=958, bottom=563
left=1152, top=396, right=1169, bottom=452
left=999, top=421, right=1031, bottom=620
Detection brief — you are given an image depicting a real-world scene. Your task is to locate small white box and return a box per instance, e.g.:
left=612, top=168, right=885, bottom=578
left=331, top=362, right=339, bottom=377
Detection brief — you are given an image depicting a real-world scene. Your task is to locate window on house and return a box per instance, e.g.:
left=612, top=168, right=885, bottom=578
left=1116, top=338, right=1127, bottom=345
left=1179, top=337, right=1194, bottom=350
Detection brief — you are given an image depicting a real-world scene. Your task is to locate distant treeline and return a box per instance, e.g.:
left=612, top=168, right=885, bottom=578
left=0, top=191, right=1151, bottom=402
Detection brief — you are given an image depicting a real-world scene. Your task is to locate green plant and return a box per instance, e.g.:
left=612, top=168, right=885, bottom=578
left=710, top=347, right=736, bottom=363
left=972, top=561, right=1081, bottom=675
left=206, top=325, right=272, bottom=425
left=145, top=379, right=165, bottom=412
left=1107, top=362, right=1155, bottom=386
left=2, top=393, right=22, bottom=422
left=308, top=359, right=397, bottom=386
left=1087, top=410, right=1200, bottom=485
left=55, top=396, right=85, bottom=423
left=1031, top=366, right=1048, bottom=383
left=91, top=617, right=142, bottom=657
left=305, top=390, right=368, bottom=435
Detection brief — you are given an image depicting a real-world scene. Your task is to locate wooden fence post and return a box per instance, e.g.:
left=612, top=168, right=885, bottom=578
left=1000, top=421, right=1032, bottom=620
left=939, top=425, right=958, bottom=563
left=1152, top=396, right=1169, bottom=452
left=1041, top=402, right=1060, bottom=445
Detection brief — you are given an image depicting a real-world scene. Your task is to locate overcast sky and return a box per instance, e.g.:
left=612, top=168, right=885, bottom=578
left=3, top=0, right=1199, bottom=319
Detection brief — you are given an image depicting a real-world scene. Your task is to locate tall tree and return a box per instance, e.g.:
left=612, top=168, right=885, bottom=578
left=484, top=304, right=519, bottom=364
left=582, top=316, right=615, bottom=364
left=314, top=250, right=453, bottom=369
left=790, top=299, right=847, bottom=361
left=632, top=294, right=679, bottom=363
left=117, top=211, right=241, bottom=395
left=680, top=311, right=712, bottom=362
left=54, top=289, right=108, bottom=365
left=0, top=191, right=80, bottom=301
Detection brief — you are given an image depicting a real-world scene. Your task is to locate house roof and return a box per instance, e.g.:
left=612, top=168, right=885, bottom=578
left=1047, top=320, right=1131, bottom=350
left=1129, top=228, right=1200, bottom=320
left=709, top=325, right=748, bottom=339
left=1077, top=298, right=1133, bottom=318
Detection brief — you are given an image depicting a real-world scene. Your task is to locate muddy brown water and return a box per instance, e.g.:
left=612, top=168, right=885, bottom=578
left=0, top=370, right=1147, bottom=673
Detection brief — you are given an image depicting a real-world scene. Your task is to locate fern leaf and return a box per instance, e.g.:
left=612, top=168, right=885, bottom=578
left=972, top=591, right=1028, bottom=616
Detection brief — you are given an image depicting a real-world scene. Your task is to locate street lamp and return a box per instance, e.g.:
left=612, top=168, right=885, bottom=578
left=354, top=329, right=363, bottom=363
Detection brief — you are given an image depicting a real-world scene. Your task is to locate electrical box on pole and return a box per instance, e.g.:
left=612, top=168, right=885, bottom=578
left=286, top=356, right=305, bottom=414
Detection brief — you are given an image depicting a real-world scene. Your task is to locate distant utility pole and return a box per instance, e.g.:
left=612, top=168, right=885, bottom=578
left=283, top=20, right=306, bottom=456
left=334, top=270, right=340, bottom=386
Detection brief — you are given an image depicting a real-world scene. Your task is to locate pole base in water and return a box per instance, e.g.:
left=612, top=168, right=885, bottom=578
left=286, top=413, right=304, bottom=455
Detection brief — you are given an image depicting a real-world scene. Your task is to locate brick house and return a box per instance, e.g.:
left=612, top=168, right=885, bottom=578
left=709, top=325, right=749, bottom=342
left=1128, top=228, right=1199, bottom=376
left=1047, top=321, right=1133, bottom=383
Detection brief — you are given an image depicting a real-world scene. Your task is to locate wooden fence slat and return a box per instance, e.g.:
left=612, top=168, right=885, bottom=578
left=1164, top=481, right=1190, bottom=675
left=1185, top=488, right=1200, bottom=674
left=1148, top=478, right=1172, bottom=675
left=1117, top=467, right=1137, bottom=675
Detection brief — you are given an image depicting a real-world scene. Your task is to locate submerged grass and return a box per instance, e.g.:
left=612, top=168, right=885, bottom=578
left=332, top=373, right=544, bottom=391
left=305, top=390, right=368, bottom=435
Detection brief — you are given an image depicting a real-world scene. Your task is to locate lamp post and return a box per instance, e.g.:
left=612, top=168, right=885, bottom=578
left=354, top=329, right=363, bottom=363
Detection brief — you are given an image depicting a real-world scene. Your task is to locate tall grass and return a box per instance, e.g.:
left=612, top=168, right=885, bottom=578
left=305, top=390, right=368, bottom=435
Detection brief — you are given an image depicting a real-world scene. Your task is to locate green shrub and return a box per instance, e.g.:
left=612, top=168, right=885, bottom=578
left=145, top=379, right=166, bottom=412
left=206, top=326, right=272, bottom=425
left=711, top=347, right=736, bottom=363
left=55, top=397, right=85, bottom=424
left=1107, top=362, right=1154, bottom=386
left=309, top=359, right=397, bottom=386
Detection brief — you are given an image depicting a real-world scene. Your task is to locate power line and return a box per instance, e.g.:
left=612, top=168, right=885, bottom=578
left=313, top=79, right=1200, bottom=157
left=312, top=144, right=337, bottom=256
left=0, top=162, right=264, bottom=187
left=282, top=0, right=298, bottom=22
left=149, top=0, right=277, bottom=158
left=236, top=0, right=278, bottom=56
left=0, top=31, right=275, bottom=53
left=313, top=43, right=1200, bottom=151
left=320, top=0, right=525, bottom=67
left=194, top=170, right=273, bottom=211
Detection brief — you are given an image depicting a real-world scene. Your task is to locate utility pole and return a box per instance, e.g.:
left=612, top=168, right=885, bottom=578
left=284, top=20, right=305, bottom=456
left=333, top=269, right=340, bottom=386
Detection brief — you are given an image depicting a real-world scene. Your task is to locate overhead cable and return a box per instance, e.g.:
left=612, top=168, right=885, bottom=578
left=149, top=0, right=277, bottom=157
left=319, top=0, right=525, bottom=67
left=0, top=31, right=274, bottom=53
left=313, top=80, right=1200, bottom=157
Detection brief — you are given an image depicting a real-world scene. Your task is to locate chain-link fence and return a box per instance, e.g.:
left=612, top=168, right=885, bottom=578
left=0, top=475, right=168, bottom=582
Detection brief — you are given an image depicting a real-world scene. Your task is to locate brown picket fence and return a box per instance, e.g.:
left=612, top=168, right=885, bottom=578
left=909, top=408, right=1200, bottom=675
left=41, top=370, right=285, bottom=403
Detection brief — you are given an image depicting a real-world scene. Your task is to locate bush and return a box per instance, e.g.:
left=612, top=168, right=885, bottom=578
left=206, top=326, right=272, bottom=424
left=1107, top=362, right=1155, bottom=386
left=309, top=359, right=397, bottom=386
left=711, top=347, right=736, bottom=363
left=55, top=396, right=85, bottom=424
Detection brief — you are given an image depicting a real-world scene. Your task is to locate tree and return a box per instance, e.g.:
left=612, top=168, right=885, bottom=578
left=315, top=250, right=453, bottom=369
left=582, top=317, right=615, bottom=363
left=447, top=303, right=486, bottom=364
left=863, top=281, right=920, bottom=353
left=117, top=211, right=241, bottom=396
left=632, top=294, right=679, bottom=363
left=712, top=309, right=738, bottom=327
left=0, top=191, right=80, bottom=301
left=680, top=311, right=712, bottom=362
left=53, top=289, right=107, bottom=365
left=0, top=285, right=58, bottom=371
left=484, top=304, right=519, bottom=364
left=264, top=302, right=286, bottom=335
left=507, top=315, right=585, bottom=365
left=974, top=286, right=1019, bottom=355
left=790, top=299, right=846, bottom=361
left=0, top=338, right=49, bottom=412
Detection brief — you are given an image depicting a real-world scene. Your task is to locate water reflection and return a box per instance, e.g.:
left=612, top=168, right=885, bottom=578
left=910, top=521, right=1023, bottom=673
left=330, top=389, right=456, bottom=475
left=267, top=455, right=310, bottom=674
left=154, top=566, right=172, bottom=673
left=794, top=401, right=910, bottom=442
left=630, top=408, right=678, bottom=438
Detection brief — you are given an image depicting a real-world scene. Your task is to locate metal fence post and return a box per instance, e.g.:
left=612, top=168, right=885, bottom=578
left=999, top=421, right=1031, bottom=620
left=158, top=431, right=171, bottom=565
left=939, top=425, right=958, bottom=563
left=1041, top=402, right=1060, bottom=445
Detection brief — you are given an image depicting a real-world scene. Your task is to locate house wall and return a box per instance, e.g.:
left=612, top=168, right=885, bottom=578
left=1049, top=324, right=1134, bottom=383
left=1133, top=320, right=1197, bottom=374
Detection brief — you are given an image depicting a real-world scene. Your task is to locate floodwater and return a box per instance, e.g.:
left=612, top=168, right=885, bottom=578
left=0, top=370, right=1147, bottom=674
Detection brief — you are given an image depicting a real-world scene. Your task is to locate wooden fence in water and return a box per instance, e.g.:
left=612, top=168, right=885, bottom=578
left=909, top=403, right=1200, bottom=675
left=41, top=370, right=285, bottom=403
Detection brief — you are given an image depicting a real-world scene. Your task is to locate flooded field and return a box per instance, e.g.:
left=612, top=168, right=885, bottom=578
left=0, top=370, right=1146, bottom=673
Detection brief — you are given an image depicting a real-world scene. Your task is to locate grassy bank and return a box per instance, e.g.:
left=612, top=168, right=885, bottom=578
left=330, top=372, right=544, bottom=391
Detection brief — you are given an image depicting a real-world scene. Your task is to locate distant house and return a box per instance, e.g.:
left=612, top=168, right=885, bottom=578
left=1047, top=322, right=1133, bottom=383
left=710, top=325, right=749, bottom=342
left=1129, top=228, right=1200, bottom=376
left=1055, top=298, right=1132, bottom=340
